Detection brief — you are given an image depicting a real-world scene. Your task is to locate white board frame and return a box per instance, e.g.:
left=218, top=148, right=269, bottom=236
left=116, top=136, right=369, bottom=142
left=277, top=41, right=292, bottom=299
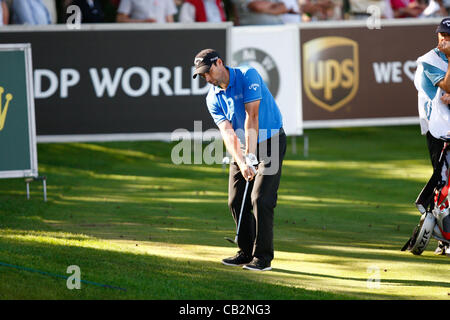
left=0, top=43, right=38, bottom=179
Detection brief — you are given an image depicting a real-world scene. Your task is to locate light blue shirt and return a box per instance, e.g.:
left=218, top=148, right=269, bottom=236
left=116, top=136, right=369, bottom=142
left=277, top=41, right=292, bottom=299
left=206, top=66, right=283, bottom=145
left=420, top=48, right=448, bottom=100
left=11, top=0, right=51, bottom=25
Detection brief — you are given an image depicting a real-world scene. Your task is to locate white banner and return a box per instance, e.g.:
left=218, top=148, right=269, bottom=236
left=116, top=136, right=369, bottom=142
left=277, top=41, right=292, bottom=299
left=230, top=25, right=303, bottom=136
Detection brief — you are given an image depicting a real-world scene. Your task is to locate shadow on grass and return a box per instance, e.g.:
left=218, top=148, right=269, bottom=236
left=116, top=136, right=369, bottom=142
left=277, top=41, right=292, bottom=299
left=0, top=235, right=375, bottom=300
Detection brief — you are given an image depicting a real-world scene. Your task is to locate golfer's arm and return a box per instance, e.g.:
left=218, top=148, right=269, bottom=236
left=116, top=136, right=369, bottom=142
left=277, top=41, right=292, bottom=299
left=244, top=100, right=259, bottom=156
left=218, top=120, right=245, bottom=167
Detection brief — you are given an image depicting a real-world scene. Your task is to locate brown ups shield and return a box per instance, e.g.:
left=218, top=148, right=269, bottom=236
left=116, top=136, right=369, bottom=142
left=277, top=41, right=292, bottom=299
left=303, top=36, right=359, bottom=112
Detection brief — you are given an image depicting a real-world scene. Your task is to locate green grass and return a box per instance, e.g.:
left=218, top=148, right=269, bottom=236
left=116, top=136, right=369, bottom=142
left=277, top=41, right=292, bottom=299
left=0, top=125, right=449, bottom=300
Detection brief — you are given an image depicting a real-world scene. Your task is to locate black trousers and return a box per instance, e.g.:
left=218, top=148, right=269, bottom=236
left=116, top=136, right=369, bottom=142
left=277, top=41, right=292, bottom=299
left=228, top=128, right=286, bottom=263
left=416, top=131, right=446, bottom=209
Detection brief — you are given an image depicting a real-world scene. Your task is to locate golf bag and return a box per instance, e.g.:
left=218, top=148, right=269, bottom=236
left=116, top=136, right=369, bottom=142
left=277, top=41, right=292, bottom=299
left=402, top=142, right=450, bottom=255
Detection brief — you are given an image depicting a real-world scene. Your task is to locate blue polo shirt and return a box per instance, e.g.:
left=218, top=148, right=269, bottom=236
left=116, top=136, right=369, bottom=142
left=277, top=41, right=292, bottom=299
left=206, top=66, right=283, bottom=145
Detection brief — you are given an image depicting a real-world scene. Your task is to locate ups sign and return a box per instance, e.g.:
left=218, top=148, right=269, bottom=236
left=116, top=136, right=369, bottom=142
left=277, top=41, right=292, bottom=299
left=303, top=36, right=359, bottom=112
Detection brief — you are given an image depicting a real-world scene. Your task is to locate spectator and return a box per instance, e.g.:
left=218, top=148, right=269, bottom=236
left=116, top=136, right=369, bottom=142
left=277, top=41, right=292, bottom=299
left=0, top=0, right=9, bottom=25
left=42, top=0, right=57, bottom=23
left=3, top=0, right=11, bottom=13
left=107, top=0, right=120, bottom=6
left=280, top=0, right=301, bottom=23
left=300, top=0, right=341, bottom=21
left=69, top=0, right=105, bottom=22
left=178, top=0, right=227, bottom=23
left=116, top=0, right=177, bottom=23
left=99, top=0, right=120, bottom=22
left=344, top=0, right=393, bottom=20
left=172, top=0, right=183, bottom=21
left=232, top=0, right=288, bottom=25
left=10, top=0, right=52, bottom=24
left=323, top=0, right=343, bottom=20
left=55, top=0, right=70, bottom=23
left=60, top=0, right=118, bottom=23
left=420, top=0, right=447, bottom=17
left=298, top=0, right=321, bottom=21
left=443, top=0, right=450, bottom=13
left=390, top=0, right=424, bottom=17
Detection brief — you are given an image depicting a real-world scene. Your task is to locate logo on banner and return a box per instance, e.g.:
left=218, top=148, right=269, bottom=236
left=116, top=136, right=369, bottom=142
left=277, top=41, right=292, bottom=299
left=232, top=48, right=280, bottom=98
left=303, top=37, right=359, bottom=112
left=0, top=86, right=13, bottom=131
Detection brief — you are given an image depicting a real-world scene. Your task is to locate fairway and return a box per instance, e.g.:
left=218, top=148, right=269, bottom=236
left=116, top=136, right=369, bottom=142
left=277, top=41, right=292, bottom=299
left=0, top=125, right=449, bottom=300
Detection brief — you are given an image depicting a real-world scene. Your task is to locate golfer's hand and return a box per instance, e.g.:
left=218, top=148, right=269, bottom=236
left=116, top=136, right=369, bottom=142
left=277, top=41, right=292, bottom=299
left=239, top=164, right=255, bottom=181
left=241, top=165, right=255, bottom=181
left=442, top=93, right=450, bottom=105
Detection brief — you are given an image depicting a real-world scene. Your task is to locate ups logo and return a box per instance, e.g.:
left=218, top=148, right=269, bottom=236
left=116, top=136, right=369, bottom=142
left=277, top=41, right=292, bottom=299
left=303, top=37, right=359, bottom=112
left=0, top=86, right=13, bottom=131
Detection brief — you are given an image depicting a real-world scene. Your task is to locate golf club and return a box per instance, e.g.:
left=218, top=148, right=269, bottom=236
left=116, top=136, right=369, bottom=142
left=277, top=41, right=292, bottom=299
left=225, top=157, right=258, bottom=245
left=225, top=179, right=250, bottom=245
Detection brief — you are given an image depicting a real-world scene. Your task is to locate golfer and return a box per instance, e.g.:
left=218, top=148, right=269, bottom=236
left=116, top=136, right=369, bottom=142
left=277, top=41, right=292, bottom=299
left=414, top=17, right=450, bottom=255
left=192, top=48, right=286, bottom=271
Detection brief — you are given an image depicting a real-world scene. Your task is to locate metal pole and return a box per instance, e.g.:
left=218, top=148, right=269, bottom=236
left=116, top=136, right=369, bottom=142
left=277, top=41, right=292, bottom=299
left=26, top=181, right=30, bottom=200
left=43, top=177, right=47, bottom=202
left=291, top=136, right=297, bottom=155
left=304, top=135, right=309, bottom=158
left=25, top=176, right=47, bottom=202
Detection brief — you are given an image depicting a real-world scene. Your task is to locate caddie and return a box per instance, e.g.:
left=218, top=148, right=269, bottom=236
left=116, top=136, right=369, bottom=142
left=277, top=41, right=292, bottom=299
left=414, top=17, right=450, bottom=255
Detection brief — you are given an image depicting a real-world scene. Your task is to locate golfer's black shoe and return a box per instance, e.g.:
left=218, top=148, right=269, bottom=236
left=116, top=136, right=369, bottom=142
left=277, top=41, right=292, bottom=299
left=242, top=257, right=272, bottom=271
left=222, top=251, right=252, bottom=267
